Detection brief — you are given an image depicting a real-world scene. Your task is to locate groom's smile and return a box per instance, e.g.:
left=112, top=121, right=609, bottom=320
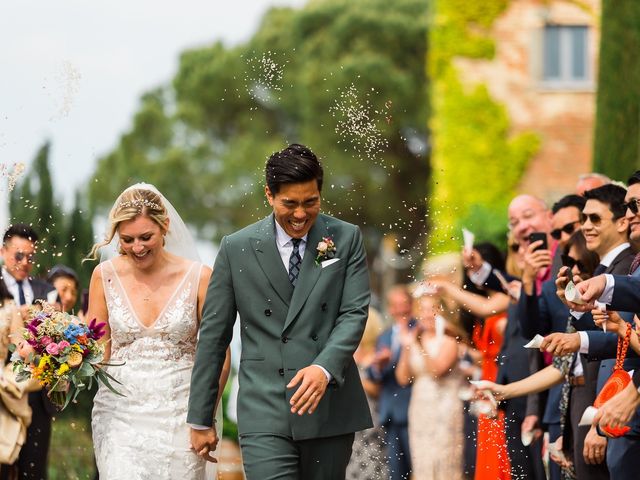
left=266, top=179, right=321, bottom=239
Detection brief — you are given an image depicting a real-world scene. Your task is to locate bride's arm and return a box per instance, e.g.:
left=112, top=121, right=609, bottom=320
left=197, top=266, right=230, bottom=414
left=86, top=266, right=111, bottom=361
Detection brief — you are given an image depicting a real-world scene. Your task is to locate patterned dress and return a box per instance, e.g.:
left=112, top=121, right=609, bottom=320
left=92, top=260, right=209, bottom=479
left=346, top=366, right=390, bottom=479
left=408, top=336, right=465, bottom=480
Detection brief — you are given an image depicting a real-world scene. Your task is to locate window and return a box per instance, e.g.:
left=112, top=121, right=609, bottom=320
left=542, top=25, right=590, bottom=87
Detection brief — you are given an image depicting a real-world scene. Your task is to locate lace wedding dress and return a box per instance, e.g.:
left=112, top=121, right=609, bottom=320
left=92, top=260, right=218, bottom=479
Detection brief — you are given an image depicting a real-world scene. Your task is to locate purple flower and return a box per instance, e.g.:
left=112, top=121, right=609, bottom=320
left=88, top=318, right=107, bottom=340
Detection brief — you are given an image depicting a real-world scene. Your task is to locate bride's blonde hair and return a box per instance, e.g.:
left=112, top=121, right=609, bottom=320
left=87, top=188, right=169, bottom=261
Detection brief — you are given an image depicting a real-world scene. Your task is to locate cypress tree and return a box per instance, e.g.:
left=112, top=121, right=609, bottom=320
left=593, top=0, right=640, bottom=179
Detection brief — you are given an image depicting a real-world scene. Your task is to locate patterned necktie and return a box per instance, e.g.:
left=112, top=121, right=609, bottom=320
left=16, top=280, right=26, bottom=306
left=593, top=264, right=607, bottom=276
left=630, top=253, right=640, bottom=274
left=288, top=238, right=302, bottom=286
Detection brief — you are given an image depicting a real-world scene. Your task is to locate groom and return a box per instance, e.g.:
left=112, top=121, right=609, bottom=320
left=188, top=143, right=372, bottom=479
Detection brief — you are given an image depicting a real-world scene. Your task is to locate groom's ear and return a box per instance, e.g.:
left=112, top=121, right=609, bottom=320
left=265, top=186, right=275, bottom=207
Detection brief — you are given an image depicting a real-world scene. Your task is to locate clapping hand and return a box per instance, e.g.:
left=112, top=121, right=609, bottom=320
left=190, top=426, right=219, bottom=463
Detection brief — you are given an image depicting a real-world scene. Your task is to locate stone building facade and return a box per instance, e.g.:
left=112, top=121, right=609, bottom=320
left=454, top=0, right=601, bottom=203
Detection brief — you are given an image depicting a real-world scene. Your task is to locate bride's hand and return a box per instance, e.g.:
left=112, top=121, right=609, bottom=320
left=190, top=426, right=219, bottom=463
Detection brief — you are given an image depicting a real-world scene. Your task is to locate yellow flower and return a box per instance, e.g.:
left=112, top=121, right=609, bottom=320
left=57, top=363, right=70, bottom=376
left=68, top=351, right=83, bottom=368
left=38, top=355, right=51, bottom=368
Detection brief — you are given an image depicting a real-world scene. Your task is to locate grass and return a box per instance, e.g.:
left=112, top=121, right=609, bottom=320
left=47, top=414, right=96, bottom=480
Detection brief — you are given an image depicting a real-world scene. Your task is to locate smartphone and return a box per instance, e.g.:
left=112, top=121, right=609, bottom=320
left=528, top=232, right=548, bottom=251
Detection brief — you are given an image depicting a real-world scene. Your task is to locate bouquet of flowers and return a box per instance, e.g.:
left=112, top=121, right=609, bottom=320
left=10, top=304, right=122, bottom=410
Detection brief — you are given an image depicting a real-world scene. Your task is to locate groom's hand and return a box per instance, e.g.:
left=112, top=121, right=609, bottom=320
left=190, top=426, right=219, bottom=463
left=287, top=365, right=329, bottom=415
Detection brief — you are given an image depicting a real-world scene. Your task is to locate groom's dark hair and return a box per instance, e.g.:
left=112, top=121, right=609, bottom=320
left=265, top=143, right=324, bottom=194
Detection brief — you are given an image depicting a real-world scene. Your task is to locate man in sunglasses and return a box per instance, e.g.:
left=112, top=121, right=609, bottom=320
left=0, top=223, right=56, bottom=480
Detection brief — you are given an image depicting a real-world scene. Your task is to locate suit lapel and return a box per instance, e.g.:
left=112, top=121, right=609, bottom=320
left=283, top=216, right=327, bottom=331
left=250, top=215, right=293, bottom=306
left=605, top=246, right=632, bottom=274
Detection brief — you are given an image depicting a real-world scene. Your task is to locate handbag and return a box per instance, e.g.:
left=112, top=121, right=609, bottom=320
left=593, top=323, right=632, bottom=437
left=0, top=365, right=32, bottom=464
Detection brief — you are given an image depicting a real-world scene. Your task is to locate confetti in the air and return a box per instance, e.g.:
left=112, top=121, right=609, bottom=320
left=330, top=83, right=389, bottom=161
left=0, top=162, right=26, bottom=192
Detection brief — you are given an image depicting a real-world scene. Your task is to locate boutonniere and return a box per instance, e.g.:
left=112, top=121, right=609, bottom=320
left=315, top=237, right=336, bottom=265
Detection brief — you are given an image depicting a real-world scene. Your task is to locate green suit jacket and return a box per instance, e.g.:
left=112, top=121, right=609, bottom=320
left=187, top=213, right=373, bottom=440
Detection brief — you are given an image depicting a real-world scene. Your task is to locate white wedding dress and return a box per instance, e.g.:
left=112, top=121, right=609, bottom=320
left=92, top=260, right=219, bottom=479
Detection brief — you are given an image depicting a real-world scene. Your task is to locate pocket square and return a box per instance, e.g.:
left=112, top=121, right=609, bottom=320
left=321, top=258, right=340, bottom=268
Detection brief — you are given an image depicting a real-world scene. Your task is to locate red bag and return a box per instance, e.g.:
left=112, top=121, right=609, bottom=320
left=593, top=324, right=632, bottom=437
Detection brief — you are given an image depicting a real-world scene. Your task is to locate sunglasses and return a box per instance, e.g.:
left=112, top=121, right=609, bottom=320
left=550, top=221, right=579, bottom=240
left=561, top=254, right=585, bottom=272
left=623, top=198, right=640, bottom=214
left=580, top=212, right=604, bottom=226
left=14, top=252, right=35, bottom=264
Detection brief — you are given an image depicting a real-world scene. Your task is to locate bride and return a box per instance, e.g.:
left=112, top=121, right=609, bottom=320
left=86, top=183, right=229, bottom=479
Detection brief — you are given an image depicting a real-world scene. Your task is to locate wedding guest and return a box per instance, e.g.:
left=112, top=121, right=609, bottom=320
left=396, top=293, right=465, bottom=480
left=346, top=307, right=390, bottom=480
left=367, top=285, right=415, bottom=480
left=516, top=194, right=586, bottom=480
left=0, top=224, right=57, bottom=480
left=47, top=264, right=79, bottom=313
left=0, top=281, right=27, bottom=480
left=86, top=184, right=230, bottom=479
left=429, top=240, right=515, bottom=480
left=575, top=173, right=611, bottom=196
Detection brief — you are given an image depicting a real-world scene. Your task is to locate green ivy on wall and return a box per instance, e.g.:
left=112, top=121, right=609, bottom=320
left=427, top=0, right=540, bottom=252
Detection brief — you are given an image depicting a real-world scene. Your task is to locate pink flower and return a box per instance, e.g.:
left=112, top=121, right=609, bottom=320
left=46, top=343, right=60, bottom=355
left=17, top=341, right=35, bottom=359
left=41, top=336, right=53, bottom=346
left=58, top=340, right=71, bottom=350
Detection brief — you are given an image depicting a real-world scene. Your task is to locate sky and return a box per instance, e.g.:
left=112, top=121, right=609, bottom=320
left=0, top=0, right=307, bottom=212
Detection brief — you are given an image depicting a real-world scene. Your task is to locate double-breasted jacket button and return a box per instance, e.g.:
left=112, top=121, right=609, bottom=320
left=264, top=309, right=272, bottom=316
left=278, top=368, right=284, bottom=376
left=311, top=334, right=319, bottom=341
left=321, top=303, right=328, bottom=311
left=281, top=336, right=288, bottom=343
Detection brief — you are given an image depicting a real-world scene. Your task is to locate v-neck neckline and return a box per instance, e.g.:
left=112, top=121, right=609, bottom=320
left=110, top=260, right=195, bottom=329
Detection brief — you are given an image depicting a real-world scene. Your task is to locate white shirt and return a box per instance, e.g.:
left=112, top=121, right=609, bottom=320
left=274, top=220, right=308, bottom=272
left=273, top=219, right=331, bottom=383
left=2, top=267, right=34, bottom=305
left=577, top=242, right=631, bottom=353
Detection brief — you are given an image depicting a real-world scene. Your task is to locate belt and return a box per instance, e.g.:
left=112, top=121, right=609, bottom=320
left=568, top=375, right=585, bottom=387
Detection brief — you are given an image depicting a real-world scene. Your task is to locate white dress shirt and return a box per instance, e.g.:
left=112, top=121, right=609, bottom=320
left=2, top=267, right=34, bottom=305
left=576, top=242, right=631, bottom=353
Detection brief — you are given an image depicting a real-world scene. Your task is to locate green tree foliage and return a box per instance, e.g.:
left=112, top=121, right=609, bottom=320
left=9, top=143, right=95, bottom=295
left=427, top=0, right=539, bottom=252
left=9, top=142, right=65, bottom=274
left=89, top=0, right=430, bottom=253
left=593, top=0, right=640, bottom=180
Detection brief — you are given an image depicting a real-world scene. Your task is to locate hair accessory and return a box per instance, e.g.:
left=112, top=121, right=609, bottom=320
left=118, top=199, right=162, bottom=211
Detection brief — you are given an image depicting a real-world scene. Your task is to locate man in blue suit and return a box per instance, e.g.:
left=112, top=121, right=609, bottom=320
left=367, top=285, right=414, bottom=480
